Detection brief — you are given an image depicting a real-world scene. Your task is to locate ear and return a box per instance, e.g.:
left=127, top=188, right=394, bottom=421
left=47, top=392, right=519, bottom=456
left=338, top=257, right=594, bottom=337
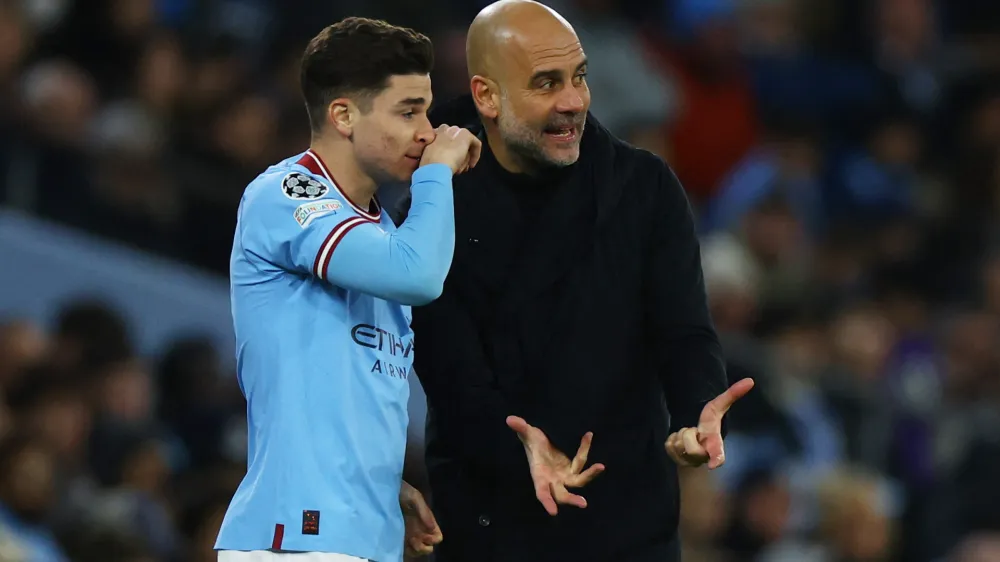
left=328, top=98, right=355, bottom=138
left=470, top=76, right=499, bottom=120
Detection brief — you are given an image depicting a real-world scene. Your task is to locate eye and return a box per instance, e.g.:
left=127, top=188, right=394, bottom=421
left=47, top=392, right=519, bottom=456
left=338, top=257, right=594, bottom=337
left=540, top=80, right=555, bottom=90
left=574, top=72, right=588, bottom=84
left=402, top=111, right=415, bottom=120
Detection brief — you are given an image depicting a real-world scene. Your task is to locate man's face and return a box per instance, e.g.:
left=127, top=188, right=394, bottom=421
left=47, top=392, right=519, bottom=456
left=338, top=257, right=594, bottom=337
left=496, top=32, right=590, bottom=170
left=352, top=74, right=435, bottom=184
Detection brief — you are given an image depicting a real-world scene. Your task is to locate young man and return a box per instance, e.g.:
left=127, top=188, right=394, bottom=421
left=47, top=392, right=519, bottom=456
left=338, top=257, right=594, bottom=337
left=216, top=17, right=481, bottom=562
left=412, top=1, right=752, bottom=561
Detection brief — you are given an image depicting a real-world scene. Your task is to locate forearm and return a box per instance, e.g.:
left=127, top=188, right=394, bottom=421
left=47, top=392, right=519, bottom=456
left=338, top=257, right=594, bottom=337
left=660, top=332, right=728, bottom=433
left=324, top=164, right=455, bottom=305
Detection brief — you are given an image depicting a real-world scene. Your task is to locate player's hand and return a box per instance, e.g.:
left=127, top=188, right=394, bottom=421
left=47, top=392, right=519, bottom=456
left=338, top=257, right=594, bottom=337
left=400, top=481, right=442, bottom=558
left=664, top=378, right=754, bottom=469
left=506, top=416, right=605, bottom=516
left=420, top=124, right=482, bottom=175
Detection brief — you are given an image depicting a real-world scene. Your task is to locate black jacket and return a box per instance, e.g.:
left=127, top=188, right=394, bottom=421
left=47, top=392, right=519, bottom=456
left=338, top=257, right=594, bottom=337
left=412, top=96, right=728, bottom=562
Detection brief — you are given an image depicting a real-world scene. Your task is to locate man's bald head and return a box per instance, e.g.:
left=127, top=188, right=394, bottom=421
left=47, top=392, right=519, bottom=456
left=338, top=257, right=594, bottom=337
left=466, top=0, right=577, bottom=82
left=465, top=0, right=590, bottom=174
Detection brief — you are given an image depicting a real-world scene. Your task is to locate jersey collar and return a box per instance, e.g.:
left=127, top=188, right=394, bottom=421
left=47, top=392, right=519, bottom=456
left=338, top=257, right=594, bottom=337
left=297, top=149, right=382, bottom=222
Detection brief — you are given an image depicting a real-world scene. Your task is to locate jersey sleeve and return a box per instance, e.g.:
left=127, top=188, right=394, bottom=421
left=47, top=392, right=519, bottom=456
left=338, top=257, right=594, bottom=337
left=240, top=164, right=456, bottom=305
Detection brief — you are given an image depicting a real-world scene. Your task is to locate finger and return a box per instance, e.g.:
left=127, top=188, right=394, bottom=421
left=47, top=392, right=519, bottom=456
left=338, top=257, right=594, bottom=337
left=708, top=378, right=755, bottom=417
left=698, top=378, right=755, bottom=436
left=665, top=432, right=680, bottom=455
left=506, top=415, right=532, bottom=438
left=566, top=462, right=605, bottom=487
left=551, top=481, right=587, bottom=509
left=448, top=125, right=461, bottom=139
left=468, top=136, right=483, bottom=168
left=665, top=433, right=692, bottom=466
left=681, top=427, right=708, bottom=460
left=535, top=478, right=558, bottom=516
left=408, top=536, right=434, bottom=556
left=426, top=528, right=443, bottom=544
left=701, top=432, right=726, bottom=469
left=570, top=432, right=593, bottom=474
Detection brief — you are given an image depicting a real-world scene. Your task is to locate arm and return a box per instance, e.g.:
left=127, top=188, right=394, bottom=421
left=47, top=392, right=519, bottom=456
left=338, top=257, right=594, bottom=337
left=644, top=163, right=729, bottom=434
left=243, top=164, right=455, bottom=305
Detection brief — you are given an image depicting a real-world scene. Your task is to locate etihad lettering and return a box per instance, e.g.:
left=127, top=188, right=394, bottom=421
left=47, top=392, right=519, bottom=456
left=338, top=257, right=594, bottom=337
left=351, top=324, right=414, bottom=358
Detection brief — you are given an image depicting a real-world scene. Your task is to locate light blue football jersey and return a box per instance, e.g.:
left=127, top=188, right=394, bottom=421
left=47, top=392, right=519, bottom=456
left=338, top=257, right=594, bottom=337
left=216, top=149, right=455, bottom=561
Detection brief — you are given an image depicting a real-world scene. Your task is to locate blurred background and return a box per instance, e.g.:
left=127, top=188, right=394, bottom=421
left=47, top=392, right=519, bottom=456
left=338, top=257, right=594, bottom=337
left=2, top=0, right=1000, bottom=560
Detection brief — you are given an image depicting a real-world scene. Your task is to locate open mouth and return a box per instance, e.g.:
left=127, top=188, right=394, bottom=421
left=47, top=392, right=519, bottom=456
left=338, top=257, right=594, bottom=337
left=544, top=126, right=578, bottom=142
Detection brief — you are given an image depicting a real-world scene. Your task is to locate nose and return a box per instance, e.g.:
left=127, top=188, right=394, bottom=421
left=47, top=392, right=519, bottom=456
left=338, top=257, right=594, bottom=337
left=555, top=85, right=585, bottom=113
left=415, top=116, right=436, bottom=145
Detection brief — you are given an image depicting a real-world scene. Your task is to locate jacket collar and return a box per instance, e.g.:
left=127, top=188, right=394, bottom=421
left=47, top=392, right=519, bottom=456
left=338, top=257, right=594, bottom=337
left=429, top=94, right=624, bottom=225
left=431, top=95, right=627, bottom=310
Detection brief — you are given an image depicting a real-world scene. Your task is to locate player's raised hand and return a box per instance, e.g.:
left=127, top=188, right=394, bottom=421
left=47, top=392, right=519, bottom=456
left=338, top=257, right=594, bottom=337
left=400, top=481, right=442, bottom=558
left=664, top=378, right=754, bottom=470
left=420, top=124, right=482, bottom=175
left=506, top=416, right=605, bottom=516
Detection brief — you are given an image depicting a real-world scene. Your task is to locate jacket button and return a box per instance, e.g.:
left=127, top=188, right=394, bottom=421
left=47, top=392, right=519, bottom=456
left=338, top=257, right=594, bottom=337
left=478, top=514, right=491, bottom=527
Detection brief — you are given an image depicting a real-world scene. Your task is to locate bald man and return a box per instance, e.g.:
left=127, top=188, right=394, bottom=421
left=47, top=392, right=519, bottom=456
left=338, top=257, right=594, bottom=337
left=411, top=2, right=751, bottom=561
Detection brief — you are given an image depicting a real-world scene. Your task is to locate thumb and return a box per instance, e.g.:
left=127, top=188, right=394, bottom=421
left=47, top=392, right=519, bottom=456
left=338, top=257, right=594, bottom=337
left=506, top=415, right=531, bottom=436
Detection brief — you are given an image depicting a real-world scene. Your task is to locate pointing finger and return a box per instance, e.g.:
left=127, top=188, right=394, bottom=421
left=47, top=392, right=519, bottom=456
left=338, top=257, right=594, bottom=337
left=699, top=378, right=755, bottom=432
left=713, top=378, right=755, bottom=415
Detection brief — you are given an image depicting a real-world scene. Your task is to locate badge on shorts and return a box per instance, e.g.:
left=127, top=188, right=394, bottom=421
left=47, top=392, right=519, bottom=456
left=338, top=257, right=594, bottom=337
left=302, top=510, right=320, bottom=535
left=282, top=172, right=329, bottom=200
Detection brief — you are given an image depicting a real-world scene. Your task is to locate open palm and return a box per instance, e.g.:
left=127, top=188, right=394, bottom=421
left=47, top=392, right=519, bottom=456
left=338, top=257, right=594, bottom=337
left=506, top=416, right=605, bottom=516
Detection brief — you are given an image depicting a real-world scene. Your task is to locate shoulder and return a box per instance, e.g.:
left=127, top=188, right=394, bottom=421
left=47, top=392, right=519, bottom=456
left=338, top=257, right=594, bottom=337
left=241, top=155, right=351, bottom=228
left=607, top=139, right=687, bottom=208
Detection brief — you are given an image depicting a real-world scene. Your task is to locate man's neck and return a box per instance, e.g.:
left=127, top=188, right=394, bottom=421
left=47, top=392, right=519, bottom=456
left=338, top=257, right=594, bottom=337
left=484, top=127, right=532, bottom=176
left=309, top=138, right=378, bottom=210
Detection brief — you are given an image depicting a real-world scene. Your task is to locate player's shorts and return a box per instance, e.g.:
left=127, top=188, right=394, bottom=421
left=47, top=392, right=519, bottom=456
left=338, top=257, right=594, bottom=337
left=218, top=551, right=368, bottom=561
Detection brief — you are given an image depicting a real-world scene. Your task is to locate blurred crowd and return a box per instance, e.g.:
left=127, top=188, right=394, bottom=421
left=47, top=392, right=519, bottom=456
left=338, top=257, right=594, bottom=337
left=3, top=0, right=1000, bottom=561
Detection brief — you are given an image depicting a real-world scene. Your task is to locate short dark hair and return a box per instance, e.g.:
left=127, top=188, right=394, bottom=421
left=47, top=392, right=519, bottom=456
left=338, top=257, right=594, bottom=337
left=300, top=17, right=434, bottom=131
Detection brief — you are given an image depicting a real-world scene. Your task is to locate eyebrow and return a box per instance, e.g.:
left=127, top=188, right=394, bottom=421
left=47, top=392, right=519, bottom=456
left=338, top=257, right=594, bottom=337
left=529, top=59, right=589, bottom=84
left=394, top=97, right=428, bottom=108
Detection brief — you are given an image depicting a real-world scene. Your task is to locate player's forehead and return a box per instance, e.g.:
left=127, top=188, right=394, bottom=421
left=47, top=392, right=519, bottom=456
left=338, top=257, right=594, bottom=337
left=373, top=74, right=432, bottom=110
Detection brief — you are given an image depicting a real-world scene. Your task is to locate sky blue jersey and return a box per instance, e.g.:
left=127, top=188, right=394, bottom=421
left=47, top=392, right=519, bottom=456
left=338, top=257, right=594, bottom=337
left=216, top=149, right=455, bottom=561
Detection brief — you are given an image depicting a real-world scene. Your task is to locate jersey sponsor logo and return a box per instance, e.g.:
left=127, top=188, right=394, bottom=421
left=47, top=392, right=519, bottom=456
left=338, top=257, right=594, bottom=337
left=282, top=172, right=329, bottom=200
left=351, top=323, right=413, bottom=380
left=293, top=199, right=341, bottom=227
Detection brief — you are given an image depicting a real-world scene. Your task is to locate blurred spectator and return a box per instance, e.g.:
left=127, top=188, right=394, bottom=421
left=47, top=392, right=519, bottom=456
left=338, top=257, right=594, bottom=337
left=0, top=433, right=68, bottom=562
left=1, top=0, right=1000, bottom=559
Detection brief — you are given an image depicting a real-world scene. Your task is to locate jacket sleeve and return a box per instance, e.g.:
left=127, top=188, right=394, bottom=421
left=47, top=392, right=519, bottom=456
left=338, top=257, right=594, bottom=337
left=411, top=286, right=530, bottom=476
left=644, top=162, right=729, bottom=434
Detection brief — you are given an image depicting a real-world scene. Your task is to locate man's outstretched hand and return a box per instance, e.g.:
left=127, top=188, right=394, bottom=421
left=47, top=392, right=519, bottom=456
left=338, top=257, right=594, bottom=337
left=665, top=378, right=754, bottom=470
left=506, top=416, right=605, bottom=516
